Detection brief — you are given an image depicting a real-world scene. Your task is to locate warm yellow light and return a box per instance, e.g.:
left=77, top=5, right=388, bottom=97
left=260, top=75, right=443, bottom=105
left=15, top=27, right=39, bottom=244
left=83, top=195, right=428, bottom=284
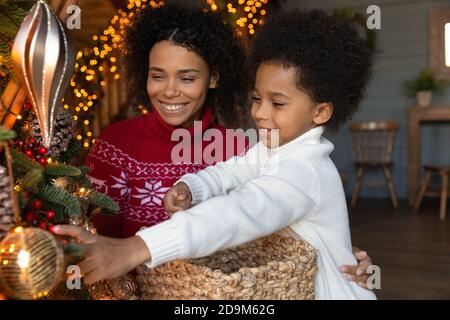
left=17, top=250, right=30, bottom=269
left=14, top=185, right=21, bottom=192
left=83, top=142, right=90, bottom=148
left=83, top=107, right=88, bottom=111
left=47, top=158, right=52, bottom=164
left=77, top=135, right=82, bottom=140
left=75, top=107, right=81, bottom=112
left=261, top=9, right=266, bottom=15
left=87, top=132, right=93, bottom=137
left=87, top=101, right=94, bottom=107
left=79, top=187, right=87, bottom=194
left=114, top=74, right=120, bottom=80
left=16, top=115, right=22, bottom=120
left=14, top=226, right=23, bottom=233
left=84, top=120, right=90, bottom=125
left=74, top=115, right=78, bottom=121
left=64, top=104, right=69, bottom=109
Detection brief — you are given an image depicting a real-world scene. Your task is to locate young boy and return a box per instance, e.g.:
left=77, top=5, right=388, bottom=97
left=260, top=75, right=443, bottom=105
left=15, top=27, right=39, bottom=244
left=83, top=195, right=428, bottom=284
left=55, top=9, right=375, bottom=299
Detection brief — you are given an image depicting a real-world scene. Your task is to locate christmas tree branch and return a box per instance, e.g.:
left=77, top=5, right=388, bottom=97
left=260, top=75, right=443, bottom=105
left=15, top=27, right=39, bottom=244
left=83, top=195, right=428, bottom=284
left=37, top=184, right=82, bottom=216
left=87, top=191, right=119, bottom=214
left=44, top=163, right=82, bottom=177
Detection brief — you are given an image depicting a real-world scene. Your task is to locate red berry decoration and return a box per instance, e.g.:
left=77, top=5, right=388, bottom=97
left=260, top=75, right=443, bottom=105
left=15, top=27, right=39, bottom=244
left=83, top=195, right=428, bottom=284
left=25, top=211, right=34, bottom=222
left=29, top=137, right=37, bottom=144
left=24, top=102, right=33, bottom=111
left=48, top=225, right=56, bottom=233
left=38, top=221, right=47, bottom=230
left=46, top=210, right=56, bottom=220
left=17, top=140, right=25, bottom=148
left=38, top=147, right=48, bottom=155
left=24, top=149, right=33, bottom=157
left=38, top=157, right=47, bottom=166
left=32, top=199, right=43, bottom=209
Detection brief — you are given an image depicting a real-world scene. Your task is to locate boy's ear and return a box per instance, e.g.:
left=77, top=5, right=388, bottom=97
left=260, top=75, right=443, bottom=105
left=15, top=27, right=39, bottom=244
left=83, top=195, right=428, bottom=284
left=313, top=102, right=333, bottom=126
left=209, top=72, right=219, bottom=89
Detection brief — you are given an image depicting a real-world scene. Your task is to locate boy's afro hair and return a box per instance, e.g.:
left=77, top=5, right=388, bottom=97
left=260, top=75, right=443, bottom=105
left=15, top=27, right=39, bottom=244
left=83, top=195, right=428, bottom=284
left=251, top=9, right=373, bottom=130
left=123, top=3, right=249, bottom=126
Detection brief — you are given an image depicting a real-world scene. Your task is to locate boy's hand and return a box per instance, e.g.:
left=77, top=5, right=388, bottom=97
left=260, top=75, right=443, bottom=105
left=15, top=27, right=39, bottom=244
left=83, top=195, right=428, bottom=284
left=340, top=247, right=373, bottom=289
left=163, top=182, right=192, bottom=216
left=53, top=225, right=151, bottom=285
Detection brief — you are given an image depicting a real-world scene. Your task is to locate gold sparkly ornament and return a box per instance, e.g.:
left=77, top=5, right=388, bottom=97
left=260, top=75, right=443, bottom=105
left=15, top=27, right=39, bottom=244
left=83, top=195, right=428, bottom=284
left=11, top=0, right=76, bottom=149
left=0, top=226, right=64, bottom=299
left=53, top=176, right=77, bottom=193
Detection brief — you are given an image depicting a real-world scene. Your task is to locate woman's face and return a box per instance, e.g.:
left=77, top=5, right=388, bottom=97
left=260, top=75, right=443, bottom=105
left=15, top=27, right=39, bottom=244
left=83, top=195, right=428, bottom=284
left=147, top=40, right=216, bottom=128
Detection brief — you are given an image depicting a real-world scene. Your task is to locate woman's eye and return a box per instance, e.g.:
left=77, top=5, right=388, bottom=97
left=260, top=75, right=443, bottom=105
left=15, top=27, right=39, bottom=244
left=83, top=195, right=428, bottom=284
left=251, top=96, right=261, bottom=102
left=150, top=74, right=164, bottom=80
left=272, top=102, right=285, bottom=107
left=181, top=78, right=195, bottom=83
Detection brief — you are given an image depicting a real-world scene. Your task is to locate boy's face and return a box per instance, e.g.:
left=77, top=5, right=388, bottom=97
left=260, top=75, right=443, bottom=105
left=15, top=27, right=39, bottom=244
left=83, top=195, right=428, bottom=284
left=147, top=40, right=217, bottom=128
left=251, top=63, right=332, bottom=148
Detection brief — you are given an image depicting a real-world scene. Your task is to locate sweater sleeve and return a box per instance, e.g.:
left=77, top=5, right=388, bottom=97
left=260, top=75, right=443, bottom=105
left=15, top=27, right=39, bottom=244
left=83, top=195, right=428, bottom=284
left=178, top=143, right=263, bottom=204
left=85, top=137, right=127, bottom=238
left=136, top=158, right=320, bottom=267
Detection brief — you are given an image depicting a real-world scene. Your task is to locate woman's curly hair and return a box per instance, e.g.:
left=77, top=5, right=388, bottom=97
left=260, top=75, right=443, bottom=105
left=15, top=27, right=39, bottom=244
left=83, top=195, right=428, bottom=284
left=124, top=3, right=249, bottom=126
left=250, top=9, right=373, bottom=130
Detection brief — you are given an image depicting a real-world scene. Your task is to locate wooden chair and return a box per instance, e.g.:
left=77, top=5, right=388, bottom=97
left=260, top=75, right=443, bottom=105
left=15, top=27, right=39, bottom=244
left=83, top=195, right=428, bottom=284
left=349, top=121, right=399, bottom=208
left=413, top=165, right=449, bottom=221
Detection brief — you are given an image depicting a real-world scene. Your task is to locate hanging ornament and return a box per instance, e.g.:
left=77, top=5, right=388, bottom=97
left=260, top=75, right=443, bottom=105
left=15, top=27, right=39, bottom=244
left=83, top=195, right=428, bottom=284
left=11, top=0, right=76, bottom=149
left=0, top=166, right=14, bottom=240
left=0, top=226, right=65, bottom=299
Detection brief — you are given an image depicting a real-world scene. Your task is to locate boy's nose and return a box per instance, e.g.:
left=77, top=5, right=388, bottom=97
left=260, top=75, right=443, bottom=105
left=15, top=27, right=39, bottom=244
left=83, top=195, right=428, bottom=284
left=252, top=103, right=270, bottom=121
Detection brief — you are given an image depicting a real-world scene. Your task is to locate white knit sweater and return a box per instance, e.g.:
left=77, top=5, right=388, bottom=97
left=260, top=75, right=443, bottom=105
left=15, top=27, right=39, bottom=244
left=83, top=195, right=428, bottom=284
left=136, top=126, right=377, bottom=300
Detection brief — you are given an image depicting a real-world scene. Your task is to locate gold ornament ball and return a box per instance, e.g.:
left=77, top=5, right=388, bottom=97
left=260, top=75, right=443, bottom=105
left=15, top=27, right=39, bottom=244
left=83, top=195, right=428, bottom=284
left=0, top=227, right=64, bottom=300
left=53, top=177, right=77, bottom=193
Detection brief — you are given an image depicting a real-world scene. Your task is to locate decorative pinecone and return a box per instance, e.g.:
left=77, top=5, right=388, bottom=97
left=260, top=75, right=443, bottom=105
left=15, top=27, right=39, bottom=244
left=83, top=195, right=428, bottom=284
left=0, top=166, right=14, bottom=240
left=29, top=108, right=75, bottom=158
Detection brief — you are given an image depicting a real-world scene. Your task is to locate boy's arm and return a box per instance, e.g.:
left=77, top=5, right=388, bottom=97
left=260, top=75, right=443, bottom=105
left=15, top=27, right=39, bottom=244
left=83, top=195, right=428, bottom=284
left=137, top=159, right=319, bottom=267
left=178, top=143, right=263, bottom=204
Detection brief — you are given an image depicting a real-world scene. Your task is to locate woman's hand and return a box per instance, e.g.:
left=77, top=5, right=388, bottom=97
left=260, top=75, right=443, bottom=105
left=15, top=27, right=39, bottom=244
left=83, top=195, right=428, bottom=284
left=340, top=247, right=373, bottom=289
left=163, top=182, right=192, bottom=216
left=53, top=225, right=151, bottom=285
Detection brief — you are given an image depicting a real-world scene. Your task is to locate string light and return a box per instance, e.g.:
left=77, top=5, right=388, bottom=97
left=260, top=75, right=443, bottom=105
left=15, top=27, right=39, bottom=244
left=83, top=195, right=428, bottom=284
left=68, top=0, right=265, bottom=149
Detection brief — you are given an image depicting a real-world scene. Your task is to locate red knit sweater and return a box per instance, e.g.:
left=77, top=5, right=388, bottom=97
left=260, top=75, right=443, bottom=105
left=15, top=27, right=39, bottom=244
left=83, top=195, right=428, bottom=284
left=86, top=107, right=242, bottom=238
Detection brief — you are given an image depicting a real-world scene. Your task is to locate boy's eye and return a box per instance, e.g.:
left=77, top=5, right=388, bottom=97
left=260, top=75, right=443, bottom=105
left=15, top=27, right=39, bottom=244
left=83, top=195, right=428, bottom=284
left=251, top=96, right=261, bottom=102
left=181, top=77, right=195, bottom=83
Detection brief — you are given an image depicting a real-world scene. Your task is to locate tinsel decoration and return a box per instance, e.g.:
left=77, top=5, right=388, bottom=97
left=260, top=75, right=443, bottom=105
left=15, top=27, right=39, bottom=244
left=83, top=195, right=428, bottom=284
left=28, top=108, right=75, bottom=158
left=11, top=0, right=75, bottom=148
left=0, top=226, right=65, bottom=299
left=0, top=166, right=14, bottom=240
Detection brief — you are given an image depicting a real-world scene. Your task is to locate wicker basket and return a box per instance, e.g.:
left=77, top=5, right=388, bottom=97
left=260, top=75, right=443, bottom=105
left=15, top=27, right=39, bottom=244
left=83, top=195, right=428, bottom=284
left=136, top=231, right=317, bottom=300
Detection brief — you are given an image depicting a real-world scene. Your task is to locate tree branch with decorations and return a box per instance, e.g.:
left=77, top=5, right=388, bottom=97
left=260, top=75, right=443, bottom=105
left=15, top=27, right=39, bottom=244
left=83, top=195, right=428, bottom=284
left=0, top=0, right=118, bottom=300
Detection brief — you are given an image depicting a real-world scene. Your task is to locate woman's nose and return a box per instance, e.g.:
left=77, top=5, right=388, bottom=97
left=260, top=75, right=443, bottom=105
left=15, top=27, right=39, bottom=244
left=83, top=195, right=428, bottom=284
left=164, top=79, right=181, bottom=98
